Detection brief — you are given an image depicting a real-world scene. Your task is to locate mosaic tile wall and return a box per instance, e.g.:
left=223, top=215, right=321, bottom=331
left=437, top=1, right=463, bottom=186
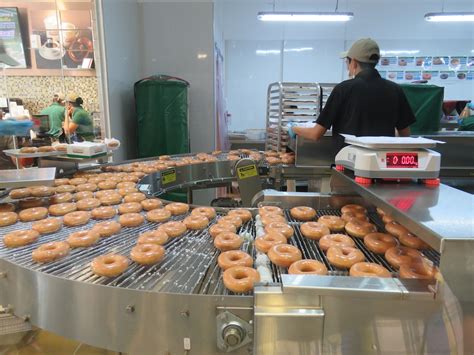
left=0, top=76, right=100, bottom=114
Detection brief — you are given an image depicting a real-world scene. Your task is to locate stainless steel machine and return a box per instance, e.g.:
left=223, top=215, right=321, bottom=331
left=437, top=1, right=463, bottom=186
left=0, top=152, right=473, bottom=354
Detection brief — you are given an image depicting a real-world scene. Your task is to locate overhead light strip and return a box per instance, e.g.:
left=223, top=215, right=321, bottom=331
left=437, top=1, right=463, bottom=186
left=424, top=12, right=474, bottom=22
left=257, top=12, right=354, bottom=22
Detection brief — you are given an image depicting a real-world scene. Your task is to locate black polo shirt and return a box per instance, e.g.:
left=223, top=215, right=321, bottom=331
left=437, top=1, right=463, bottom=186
left=316, top=68, right=416, bottom=154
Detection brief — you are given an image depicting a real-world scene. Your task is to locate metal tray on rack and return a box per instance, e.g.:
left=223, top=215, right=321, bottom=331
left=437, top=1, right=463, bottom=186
left=0, top=167, right=56, bottom=189
left=3, top=149, right=63, bottom=159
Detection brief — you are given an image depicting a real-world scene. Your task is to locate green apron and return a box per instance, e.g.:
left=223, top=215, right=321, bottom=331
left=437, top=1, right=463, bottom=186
left=40, top=102, right=65, bottom=138
left=72, top=107, right=94, bottom=141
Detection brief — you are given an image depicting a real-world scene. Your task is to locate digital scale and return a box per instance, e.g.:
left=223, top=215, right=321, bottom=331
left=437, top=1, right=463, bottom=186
left=335, top=135, right=442, bottom=185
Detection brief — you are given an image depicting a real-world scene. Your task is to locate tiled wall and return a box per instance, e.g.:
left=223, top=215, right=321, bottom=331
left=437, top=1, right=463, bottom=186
left=0, top=76, right=100, bottom=114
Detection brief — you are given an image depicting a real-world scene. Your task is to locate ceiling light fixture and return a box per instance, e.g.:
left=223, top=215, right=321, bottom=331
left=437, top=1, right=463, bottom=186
left=257, top=12, right=354, bottom=22
left=424, top=12, right=474, bottom=22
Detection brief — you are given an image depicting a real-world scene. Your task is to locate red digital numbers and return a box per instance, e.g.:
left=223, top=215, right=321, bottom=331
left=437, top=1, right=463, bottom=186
left=386, top=153, right=418, bottom=168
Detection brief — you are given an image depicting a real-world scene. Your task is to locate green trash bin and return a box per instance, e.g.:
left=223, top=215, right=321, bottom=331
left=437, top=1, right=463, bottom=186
left=400, top=84, right=444, bottom=134
left=135, top=75, right=190, bottom=158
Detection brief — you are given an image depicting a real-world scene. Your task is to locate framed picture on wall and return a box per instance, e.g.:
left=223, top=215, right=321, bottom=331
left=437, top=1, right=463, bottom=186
left=0, top=7, right=27, bottom=68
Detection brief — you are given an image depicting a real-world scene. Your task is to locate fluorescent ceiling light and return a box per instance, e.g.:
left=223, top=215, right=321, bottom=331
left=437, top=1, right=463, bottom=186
left=380, top=50, right=420, bottom=56
left=257, top=12, right=354, bottom=22
left=424, top=12, right=474, bottom=22
left=256, top=47, right=314, bottom=56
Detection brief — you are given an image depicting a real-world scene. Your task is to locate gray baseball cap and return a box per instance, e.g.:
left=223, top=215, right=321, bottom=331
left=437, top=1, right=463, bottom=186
left=340, top=38, right=380, bottom=64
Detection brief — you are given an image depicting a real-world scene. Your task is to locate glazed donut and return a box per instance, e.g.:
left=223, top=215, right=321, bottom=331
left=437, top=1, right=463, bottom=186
left=141, top=199, right=163, bottom=211
left=55, top=184, right=76, bottom=193
left=218, top=215, right=243, bottom=228
left=38, top=145, right=55, bottom=153
left=137, top=230, right=169, bottom=246
left=54, top=178, right=70, bottom=186
left=399, top=261, right=436, bottom=280
left=268, top=244, right=302, bottom=268
left=99, top=193, right=123, bottom=206
left=119, top=213, right=145, bottom=227
left=227, top=155, right=240, bottom=161
left=183, top=215, right=209, bottom=230
left=30, top=185, right=55, bottom=198
left=212, top=150, right=222, bottom=156
left=228, top=209, right=252, bottom=223
left=146, top=208, right=172, bottom=223
left=97, top=180, right=118, bottom=190
left=0, top=212, right=18, bottom=227
left=214, top=232, right=243, bottom=251
left=345, top=220, right=377, bottom=238
left=191, top=207, right=217, bottom=220
left=94, top=190, right=115, bottom=199
left=382, top=214, right=395, bottom=224
left=31, top=218, right=63, bottom=234
left=118, top=202, right=142, bottom=214
left=318, top=215, right=345, bottom=232
left=399, top=232, right=429, bottom=250
left=87, top=177, right=103, bottom=184
left=158, top=221, right=187, bottom=238
left=76, top=183, right=98, bottom=192
left=63, top=211, right=91, bottom=227
left=341, top=204, right=367, bottom=215
left=92, top=220, right=122, bottom=237
left=32, top=241, right=70, bottom=263
left=254, top=232, right=287, bottom=253
left=300, top=222, right=330, bottom=240
left=116, top=181, right=136, bottom=190
left=385, top=222, right=409, bottom=238
left=48, top=202, right=77, bottom=216
left=9, top=188, right=31, bottom=199
left=350, top=262, right=391, bottom=278
left=264, top=150, right=279, bottom=157
left=259, top=206, right=283, bottom=216
left=288, top=259, right=328, bottom=275
left=123, top=192, right=146, bottom=203
left=384, top=246, right=423, bottom=269
left=91, top=206, right=117, bottom=220
left=130, top=243, right=165, bottom=265
left=76, top=198, right=101, bottom=211
left=266, top=157, right=282, bottom=165
left=50, top=192, right=74, bottom=204
left=19, top=198, right=44, bottom=209
left=66, top=230, right=100, bottom=247
left=18, top=207, right=48, bottom=222
left=3, top=229, right=39, bottom=248
left=341, top=211, right=369, bottom=223
left=164, top=202, right=189, bottom=215
left=364, top=233, right=398, bottom=254
left=91, top=254, right=129, bottom=277
left=117, top=187, right=139, bottom=196
left=209, top=223, right=236, bottom=238
left=290, top=206, right=316, bottom=221
left=327, top=246, right=365, bottom=269
left=218, top=250, right=253, bottom=270
left=122, top=175, right=139, bottom=183
left=265, top=222, right=294, bottom=239
left=19, top=146, right=37, bottom=154
left=260, top=214, right=286, bottom=226
left=0, top=203, right=15, bottom=213
left=223, top=266, right=260, bottom=293
left=319, top=234, right=355, bottom=251
left=281, top=153, right=295, bottom=165
left=69, top=178, right=88, bottom=186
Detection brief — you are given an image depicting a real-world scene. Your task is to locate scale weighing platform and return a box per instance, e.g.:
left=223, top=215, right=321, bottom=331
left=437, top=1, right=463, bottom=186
left=334, top=135, right=442, bottom=185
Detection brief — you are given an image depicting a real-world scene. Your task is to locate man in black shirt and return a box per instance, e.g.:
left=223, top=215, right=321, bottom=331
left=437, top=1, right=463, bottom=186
left=291, top=38, right=416, bottom=155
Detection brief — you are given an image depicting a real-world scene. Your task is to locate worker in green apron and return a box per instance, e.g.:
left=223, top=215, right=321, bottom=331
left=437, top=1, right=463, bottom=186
left=40, top=93, right=65, bottom=140
left=459, top=102, right=474, bottom=131
left=64, top=93, right=94, bottom=142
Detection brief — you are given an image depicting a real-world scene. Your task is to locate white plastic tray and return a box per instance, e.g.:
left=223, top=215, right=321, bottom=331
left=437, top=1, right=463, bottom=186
left=341, top=134, right=445, bottom=149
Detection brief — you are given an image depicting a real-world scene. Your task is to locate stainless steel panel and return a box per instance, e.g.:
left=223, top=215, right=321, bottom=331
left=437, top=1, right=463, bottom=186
left=331, top=169, right=474, bottom=251
left=288, top=135, right=335, bottom=168
left=0, top=168, right=56, bottom=189
left=0, top=259, right=253, bottom=354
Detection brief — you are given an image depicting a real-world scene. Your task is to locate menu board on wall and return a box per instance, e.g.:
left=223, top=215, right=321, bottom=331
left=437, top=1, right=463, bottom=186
left=0, top=7, right=27, bottom=68
left=377, top=55, right=473, bottom=83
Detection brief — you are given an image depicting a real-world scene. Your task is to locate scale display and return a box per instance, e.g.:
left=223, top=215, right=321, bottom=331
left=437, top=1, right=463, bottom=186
left=386, top=152, right=418, bottom=168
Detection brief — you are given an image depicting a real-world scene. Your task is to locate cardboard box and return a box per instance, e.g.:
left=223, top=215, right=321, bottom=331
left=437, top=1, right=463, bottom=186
left=67, top=142, right=107, bottom=158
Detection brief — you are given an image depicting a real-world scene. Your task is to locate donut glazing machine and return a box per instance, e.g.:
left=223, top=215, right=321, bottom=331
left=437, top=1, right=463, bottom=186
left=0, top=152, right=473, bottom=355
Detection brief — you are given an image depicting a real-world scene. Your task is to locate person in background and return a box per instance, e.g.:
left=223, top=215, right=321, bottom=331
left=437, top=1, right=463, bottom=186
left=40, top=93, right=65, bottom=140
left=459, top=102, right=474, bottom=131
left=63, top=93, right=94, bottom=142
left=289, top=38, right=416, bottom=156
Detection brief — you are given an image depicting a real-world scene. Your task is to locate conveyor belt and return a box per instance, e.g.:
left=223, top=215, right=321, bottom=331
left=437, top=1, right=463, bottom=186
left=0, top=208, right=440, bottom=296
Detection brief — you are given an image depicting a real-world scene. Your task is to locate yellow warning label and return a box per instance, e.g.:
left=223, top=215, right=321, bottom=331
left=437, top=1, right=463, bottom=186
left=162, top=168, right=177, bottom=185
left=237, top=164, right=258, bottom=179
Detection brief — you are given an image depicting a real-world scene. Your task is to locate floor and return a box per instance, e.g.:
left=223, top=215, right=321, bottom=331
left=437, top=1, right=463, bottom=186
left=1, top=329, right=119, bottom=355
